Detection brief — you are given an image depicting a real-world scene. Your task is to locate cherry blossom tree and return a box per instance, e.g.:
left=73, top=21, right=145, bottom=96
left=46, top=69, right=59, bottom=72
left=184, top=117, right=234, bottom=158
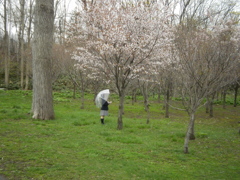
left=66, top=9, right=109, bottom=107
left=68, top=0, right=174, bottom=129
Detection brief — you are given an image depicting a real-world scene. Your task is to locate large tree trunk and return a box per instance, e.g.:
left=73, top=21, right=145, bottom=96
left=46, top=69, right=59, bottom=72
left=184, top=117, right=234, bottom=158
left=184, top=111, right=196, bottom=154
left=32, top=0, right=55, bottom=120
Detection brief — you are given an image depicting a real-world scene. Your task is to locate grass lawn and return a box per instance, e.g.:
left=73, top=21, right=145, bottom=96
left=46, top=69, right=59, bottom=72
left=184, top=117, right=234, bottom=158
left=0, top=90, right=240, bottom=180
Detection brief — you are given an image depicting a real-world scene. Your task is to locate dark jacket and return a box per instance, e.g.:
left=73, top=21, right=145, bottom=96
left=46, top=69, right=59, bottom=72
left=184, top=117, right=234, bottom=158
left=101, top=100, right=109, bottom=110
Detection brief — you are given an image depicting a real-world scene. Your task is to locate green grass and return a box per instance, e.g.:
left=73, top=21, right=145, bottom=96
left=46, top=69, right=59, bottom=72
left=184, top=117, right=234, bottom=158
left=0, top=90, right=240, bottom=180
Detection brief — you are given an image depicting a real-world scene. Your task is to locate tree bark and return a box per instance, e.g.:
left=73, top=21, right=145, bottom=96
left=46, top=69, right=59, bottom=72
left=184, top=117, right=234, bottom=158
left=184, top=112, right=195, bottom=153
left=32, top=0, right=55, bottom=120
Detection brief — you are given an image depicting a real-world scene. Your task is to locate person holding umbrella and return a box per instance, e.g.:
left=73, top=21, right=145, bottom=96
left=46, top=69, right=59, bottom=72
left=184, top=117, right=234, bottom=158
left=95, top=89, right=112, bottom=124
left=100, top=99, right=112, bottom=124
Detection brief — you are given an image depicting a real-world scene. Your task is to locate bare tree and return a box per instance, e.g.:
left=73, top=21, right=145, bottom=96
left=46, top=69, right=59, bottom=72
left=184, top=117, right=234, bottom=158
left=18, top=0, right=25, bottom=89
left=3, top=0, right=10, bottom=88
left=25, top=0, right=34, bottom=90
left=32, top=0, right=55, bottom=120
left=175, top=21, right=239, bottom=153
left=67, top=59, right=91, bottom=109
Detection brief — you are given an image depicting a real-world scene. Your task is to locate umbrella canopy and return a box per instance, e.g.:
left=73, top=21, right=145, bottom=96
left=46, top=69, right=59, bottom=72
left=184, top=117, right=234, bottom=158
left=95, top=89, right=110, bottom=108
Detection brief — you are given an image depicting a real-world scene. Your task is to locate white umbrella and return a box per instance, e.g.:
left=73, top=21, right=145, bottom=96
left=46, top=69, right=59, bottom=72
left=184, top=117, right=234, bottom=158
left=95, top=89, right=110, bottom=108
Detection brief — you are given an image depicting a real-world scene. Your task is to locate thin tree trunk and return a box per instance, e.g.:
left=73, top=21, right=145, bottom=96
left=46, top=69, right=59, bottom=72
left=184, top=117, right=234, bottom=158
left=32, top=0, right=55, bottom=120
left=205, top=97, right=209, bottom=113
left=25, top=61, right=30, bottom=90
left=222, top=90, right=226, bottom=109
left=4, top=0, right=10, bottom=88
left=216, top=92, right=219, bottom=101
left=73, top=82, right=76, bottom=99
left=146, top=103, right=150, bottom=124
left=142, top=83, right=150, bottom=124
left=208, top=93, right=216, bottom=117
left=19, top=0, right=25, bottom=89
left=117, top=93, right=125, bottom=130
left=162, top=100, right=165, bottom=110
left=131, top=88, right=137, bottom=105
left=165, top=88, right=170, bottom=118
left=189, top=115, right=195, bottom=140
left=234, top=84, right=238, bottom=107
left=20, top=38, right=25, bottom=89
left=144, top=95, right=150, bottom=123
left=80, top=88, right=84, bottom=109
left=25, top=0, right=34, bottom=90
left=157, top=86, right=161, bottom=103
left=184, top=111, right=195, bottom=153
left=209, top=97, right=214, bottom=118
left=117, top=65, right=125, bottom=130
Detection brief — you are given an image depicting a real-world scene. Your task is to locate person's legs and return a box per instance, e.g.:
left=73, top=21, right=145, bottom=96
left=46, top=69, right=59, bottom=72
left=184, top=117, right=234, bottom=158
left=100, top=115, right=104, bottom=124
